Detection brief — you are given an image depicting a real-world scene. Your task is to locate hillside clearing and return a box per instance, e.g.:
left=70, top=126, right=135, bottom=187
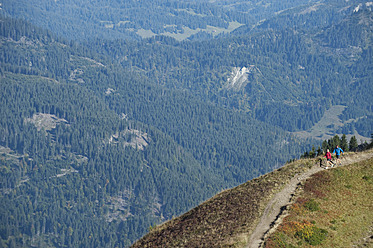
left=293, top=105, right=370, bottom=143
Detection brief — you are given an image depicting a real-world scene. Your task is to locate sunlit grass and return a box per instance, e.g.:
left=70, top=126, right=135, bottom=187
left=266, top=157, right=373, bottom=247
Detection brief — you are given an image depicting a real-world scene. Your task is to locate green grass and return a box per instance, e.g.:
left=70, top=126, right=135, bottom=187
left=304, top=199, right=320, bottom=212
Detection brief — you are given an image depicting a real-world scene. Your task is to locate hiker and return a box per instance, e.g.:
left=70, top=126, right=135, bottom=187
left=324, top=149, right=334, bottom=169
left=333, top=145, right=344, bottom=165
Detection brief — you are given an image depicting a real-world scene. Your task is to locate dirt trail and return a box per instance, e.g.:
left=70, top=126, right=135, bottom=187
left=246, top=150, right=373, bottom=248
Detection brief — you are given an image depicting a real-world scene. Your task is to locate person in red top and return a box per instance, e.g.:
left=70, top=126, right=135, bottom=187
left=324, top=149, right=334, bottom=169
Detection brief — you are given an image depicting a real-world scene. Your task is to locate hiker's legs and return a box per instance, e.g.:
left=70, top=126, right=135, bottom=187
left=326, top=160, right=332, bottom=168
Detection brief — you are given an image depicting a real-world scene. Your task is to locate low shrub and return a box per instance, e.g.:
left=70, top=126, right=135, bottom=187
left=265, top=232, right=297, bottom=248
left=306, top=227, right=328, bottom=245
left=294, top=221, right=314, bottom=241
left=304, top=199, right=320, bottom=212
left=293, top=221, right=328, bottom=246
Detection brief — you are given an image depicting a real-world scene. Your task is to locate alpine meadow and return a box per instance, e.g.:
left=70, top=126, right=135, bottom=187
left=0, top=0, right=372, bottom=247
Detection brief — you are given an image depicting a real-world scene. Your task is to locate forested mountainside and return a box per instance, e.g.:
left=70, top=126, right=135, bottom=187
left=0, top=0, right=368, bottom=41
left=2, top=0, right=372, bottom=136
left=88, top=9, right=373, bottom=136
left=0, top=17, right=310, bottom=247
left=233, top=0, right=372, bottom=34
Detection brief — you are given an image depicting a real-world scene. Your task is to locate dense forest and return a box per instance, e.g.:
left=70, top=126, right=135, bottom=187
left=1, top=0, right=368, bottom=41
left=88, top=9, right=373, bottom=135
left=0, top=0, right=372, bottom=247
left=0, top=16, right=312, bottom=247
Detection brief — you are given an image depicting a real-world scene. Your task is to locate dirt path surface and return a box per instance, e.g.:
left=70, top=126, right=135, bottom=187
left=246, top=150, right=373, bottom=248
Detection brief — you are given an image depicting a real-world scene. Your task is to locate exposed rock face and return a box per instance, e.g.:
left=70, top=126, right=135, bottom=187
left=105, top=190, right=163, bottom=223
left=108, top=129, right=150, bottom=150
left=105, top=190, right=133, bottom=222
left=25, top=113, right=68, bottom=131
left=225, top=66, right=256, bottom=91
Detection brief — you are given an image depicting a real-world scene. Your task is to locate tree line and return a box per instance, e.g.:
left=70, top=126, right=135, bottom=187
left=300, top=134, right=372, bottom=159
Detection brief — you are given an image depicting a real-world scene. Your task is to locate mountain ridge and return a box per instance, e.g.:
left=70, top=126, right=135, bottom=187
left=131, top=149, right=373, bottom=248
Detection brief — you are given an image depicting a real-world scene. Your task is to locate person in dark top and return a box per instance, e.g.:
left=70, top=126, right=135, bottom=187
left=333, top=145, right=344, bottom=165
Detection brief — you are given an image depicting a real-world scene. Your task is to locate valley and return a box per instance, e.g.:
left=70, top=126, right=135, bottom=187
left=0, top=0, right=372, bottom=247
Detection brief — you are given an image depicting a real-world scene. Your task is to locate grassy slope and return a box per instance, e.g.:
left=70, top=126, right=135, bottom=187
left=265, top=154, right=373, bottom=248
left=130, top=150, right=373, bottom=248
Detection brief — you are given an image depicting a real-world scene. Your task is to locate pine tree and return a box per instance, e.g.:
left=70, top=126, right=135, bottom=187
left=340, top=134, right=348, bottom=151
left=368, top=133, right=373, bottom=149
left=321, top=140, right=328, bottom=152
left=349, top=136, right=358, bottom=151
left=331, top=135, right=340, bottom=149
left=316, top=146, right=322, bottom=157
left=309, top=145, right=316, bottom=158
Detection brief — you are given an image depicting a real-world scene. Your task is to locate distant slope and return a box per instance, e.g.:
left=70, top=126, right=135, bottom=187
left=293, top=105, right=371, bottom=143
left=0, top=16, right=312, bottom=247
left=0, top=71, right=226, bottom=247
left=233, top=0, right=372, bottom=35
left=2, top=0, right=372, bottom=140
left=0, top=17, right=225, bottom=247
left=130, top=149, right=373, bottom=248
left=88, top=9, right=373, bottom=138
left=0, top=0, right=254, bottom=41
left=1, top=0, right=342, bottom=41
